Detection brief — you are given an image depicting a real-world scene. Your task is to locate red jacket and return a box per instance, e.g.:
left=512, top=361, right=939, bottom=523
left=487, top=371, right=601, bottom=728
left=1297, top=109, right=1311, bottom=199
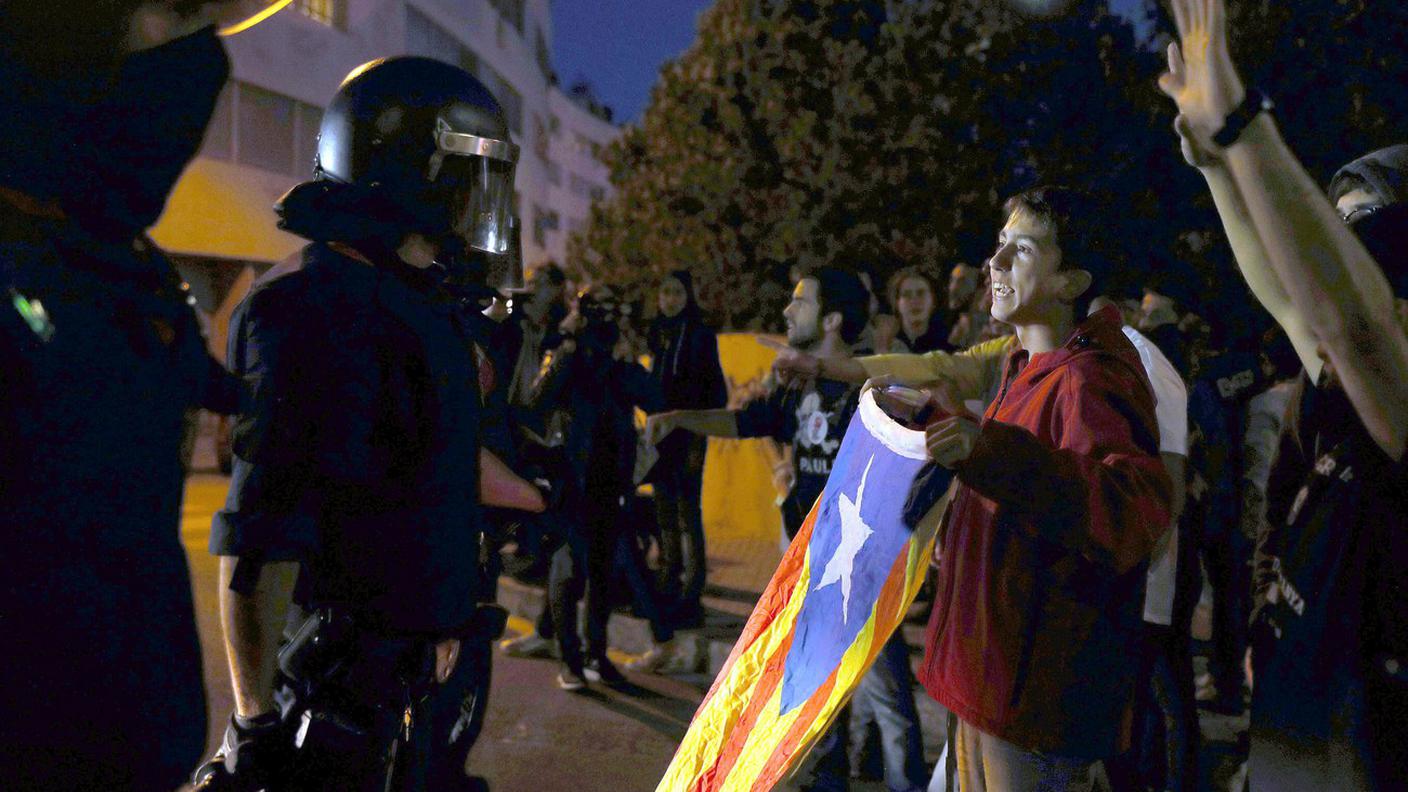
left=918, top=306, right=1172, bottom=759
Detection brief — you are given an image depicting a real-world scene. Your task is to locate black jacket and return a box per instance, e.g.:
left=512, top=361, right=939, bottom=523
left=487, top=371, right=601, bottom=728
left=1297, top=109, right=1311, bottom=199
left=521, top=339, right=663, bottom=503
left=0, top=27, right=234, bottom=791
left=213, top=243, right=484, bottom=636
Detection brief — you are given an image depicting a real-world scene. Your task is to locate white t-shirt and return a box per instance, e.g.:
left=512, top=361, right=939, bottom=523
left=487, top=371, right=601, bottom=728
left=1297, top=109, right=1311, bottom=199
left=1123, top=325, right=1189, bottom=626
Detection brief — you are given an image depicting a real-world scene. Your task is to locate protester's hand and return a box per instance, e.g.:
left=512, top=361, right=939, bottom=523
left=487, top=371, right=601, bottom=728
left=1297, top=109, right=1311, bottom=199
left=1158, top=0, right=1245, bottom=145
left=435, top=638, right=460, bottom=683
left=761, top=338, right=820, bottom=386
left=872, top=314, right=899, bottom=352
left=923, top=381, right=981, bottom=468
left=771, top=462, right=796, bottom=498
left=644, top=413, right=677, bottom=446
left=860, top=375, right=899, bottom=400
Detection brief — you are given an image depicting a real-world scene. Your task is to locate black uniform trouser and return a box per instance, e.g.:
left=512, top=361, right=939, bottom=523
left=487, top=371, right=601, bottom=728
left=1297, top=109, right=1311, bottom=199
left=272, top=623, right=438, bottom=792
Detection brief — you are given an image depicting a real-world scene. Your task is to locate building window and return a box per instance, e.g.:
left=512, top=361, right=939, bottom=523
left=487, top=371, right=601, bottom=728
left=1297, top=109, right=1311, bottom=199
left=200, top=83, right=235, bottom=160
left=297, top=0, right=344, bottom=28
left=589, top=185, right=606, bottom=202
left=405, top=6, right=477, bottom=74
left=545, top=160, right=561, bottom=186
left=489, top=0, right=524, bottom=33
left=237, top=83, right=296, bottom=175
left=548, top=114, right=561, bottom=137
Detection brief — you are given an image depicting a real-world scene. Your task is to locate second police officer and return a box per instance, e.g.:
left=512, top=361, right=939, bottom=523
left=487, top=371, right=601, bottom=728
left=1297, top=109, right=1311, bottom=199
left=196, top=56, right=523, bottom=791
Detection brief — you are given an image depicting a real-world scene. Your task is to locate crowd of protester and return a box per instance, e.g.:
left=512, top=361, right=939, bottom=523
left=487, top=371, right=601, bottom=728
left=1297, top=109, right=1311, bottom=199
left=489, top=3, right=1408, bottom=791
left=7, top=0, right=1407, bottom=790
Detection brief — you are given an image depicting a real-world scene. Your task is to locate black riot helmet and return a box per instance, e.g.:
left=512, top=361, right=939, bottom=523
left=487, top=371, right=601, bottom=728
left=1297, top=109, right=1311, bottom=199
left=310, top=56, right=519, bottom=261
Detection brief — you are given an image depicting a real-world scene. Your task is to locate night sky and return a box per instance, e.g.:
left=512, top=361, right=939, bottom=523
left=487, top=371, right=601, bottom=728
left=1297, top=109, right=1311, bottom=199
left=551, top=0, right=1155, bottom=126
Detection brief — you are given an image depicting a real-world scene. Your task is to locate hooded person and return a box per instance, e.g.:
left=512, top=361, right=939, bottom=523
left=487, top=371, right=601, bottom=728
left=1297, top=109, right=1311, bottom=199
left=1329, top=144, right=1408, bottom=218
left=0, top=6, right=249, bottom=790
left=645, top=269, right=727, bottom=628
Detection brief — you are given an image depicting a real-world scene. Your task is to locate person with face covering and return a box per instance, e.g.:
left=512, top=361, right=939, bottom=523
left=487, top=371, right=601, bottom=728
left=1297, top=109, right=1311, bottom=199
left=644, top=270, right=727, bottom=635
left=0, top=3, right=260, bottom=790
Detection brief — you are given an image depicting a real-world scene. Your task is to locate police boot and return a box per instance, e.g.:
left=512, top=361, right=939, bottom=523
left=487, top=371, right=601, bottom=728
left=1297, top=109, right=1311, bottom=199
left=192, top=711, right=291, bottom=791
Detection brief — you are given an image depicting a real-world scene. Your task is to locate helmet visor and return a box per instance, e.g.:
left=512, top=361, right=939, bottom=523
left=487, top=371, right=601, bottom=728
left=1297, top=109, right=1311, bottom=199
left=483, top=216, right=526, bottom=292
left=436, top=153, right=517, bottom=256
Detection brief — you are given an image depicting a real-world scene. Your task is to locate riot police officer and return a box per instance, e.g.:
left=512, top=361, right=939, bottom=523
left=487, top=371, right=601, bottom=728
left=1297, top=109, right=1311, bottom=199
left=195, top=56, right=521, bottom=791
left=0, top=4, right=255, bottom=790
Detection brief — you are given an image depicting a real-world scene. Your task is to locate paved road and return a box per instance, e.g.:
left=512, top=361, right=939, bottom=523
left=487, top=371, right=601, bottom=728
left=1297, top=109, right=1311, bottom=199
left=180, top=475, right=703, bottom=791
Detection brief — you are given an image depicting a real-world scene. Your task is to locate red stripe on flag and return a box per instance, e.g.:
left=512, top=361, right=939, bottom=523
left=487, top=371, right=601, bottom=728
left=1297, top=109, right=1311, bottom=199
left=748, top=665, right=841, bottom=792
left=694, top=502, right=820, bottom=714
left=694, top=622, right=799, bottom=791
left=748, top=547, right=912, bottom=791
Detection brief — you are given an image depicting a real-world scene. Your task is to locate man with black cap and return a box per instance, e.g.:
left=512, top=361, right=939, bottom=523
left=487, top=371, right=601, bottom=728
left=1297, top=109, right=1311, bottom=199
left=194, top=56, right=523, bottom=791
left=0, top=3, right=259, bottom=790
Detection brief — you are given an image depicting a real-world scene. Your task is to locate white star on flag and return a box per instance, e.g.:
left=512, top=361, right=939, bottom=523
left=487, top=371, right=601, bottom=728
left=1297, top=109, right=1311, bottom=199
left=814, top=454, right=875, bottom=623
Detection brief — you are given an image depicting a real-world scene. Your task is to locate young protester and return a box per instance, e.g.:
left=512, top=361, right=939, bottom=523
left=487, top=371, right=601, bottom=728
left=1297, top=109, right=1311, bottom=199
left=887, top=266, right=953, bottom=354
left=646, top=267, right=928, bottom=792
left=778, top=187, right=1172, bottom=789
left=1163, top=0, right=1408, bottom=787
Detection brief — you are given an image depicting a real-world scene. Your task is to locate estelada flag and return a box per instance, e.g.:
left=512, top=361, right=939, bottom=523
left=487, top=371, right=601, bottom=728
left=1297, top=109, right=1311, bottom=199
left=658, top=390, right=948, bottom=792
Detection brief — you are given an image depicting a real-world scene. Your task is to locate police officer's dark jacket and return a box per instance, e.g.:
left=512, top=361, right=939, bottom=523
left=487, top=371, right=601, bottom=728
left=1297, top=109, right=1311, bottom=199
left=0, top=26, right=234, bottom=791
left=212, top=242, right=483, bottom=636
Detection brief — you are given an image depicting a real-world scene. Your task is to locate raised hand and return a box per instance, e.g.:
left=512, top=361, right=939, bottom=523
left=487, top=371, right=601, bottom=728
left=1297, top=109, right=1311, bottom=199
left=1158, top=0, right=1246, bottom=144
left=760, top=337, right=820, bottom=385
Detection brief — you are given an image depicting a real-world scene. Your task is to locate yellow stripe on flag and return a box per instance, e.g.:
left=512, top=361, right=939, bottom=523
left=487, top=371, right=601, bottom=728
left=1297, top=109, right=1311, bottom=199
left=656, top=543, right=816, bottom=791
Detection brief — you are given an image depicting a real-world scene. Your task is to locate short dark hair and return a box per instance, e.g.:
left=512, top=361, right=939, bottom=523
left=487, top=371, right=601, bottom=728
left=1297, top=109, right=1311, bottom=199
left=1002, top=186, right=1120, bottom=319
left=811, top=266, right=870, bottom=345
left=886, top=266, right=939, bottom=311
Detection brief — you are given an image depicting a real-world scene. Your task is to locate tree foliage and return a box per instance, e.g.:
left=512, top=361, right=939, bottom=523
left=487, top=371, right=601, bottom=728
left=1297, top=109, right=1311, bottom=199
left=568, top=0, right=1407, bottom=332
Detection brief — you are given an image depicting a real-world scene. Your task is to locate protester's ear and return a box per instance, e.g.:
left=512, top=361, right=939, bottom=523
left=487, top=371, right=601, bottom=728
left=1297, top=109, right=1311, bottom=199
left=822, top=311, right=843, bottom=336
left=1059, top=269, right=1093, bottom=304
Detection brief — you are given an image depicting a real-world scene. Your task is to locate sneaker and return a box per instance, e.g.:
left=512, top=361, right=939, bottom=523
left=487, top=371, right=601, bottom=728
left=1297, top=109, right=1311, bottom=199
left=557, top=664, right=589, bottom=691
left=584, top=655, right=629, bottom=687
left=500, top=632, right=554, bottom=659
left=626, top=640, right=694, bottom=675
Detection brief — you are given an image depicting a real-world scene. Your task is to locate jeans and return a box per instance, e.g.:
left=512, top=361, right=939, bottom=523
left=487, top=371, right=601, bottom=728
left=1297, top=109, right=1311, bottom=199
left=798, top=633, right=928, bottom=791
left=548, top=494, right=673, bottom=664
left=548, top=501, right=616, bottom=665
left=653, top=438, right=708, bottom=618
left=1105, top=624, right=1200, bottom=792
left=1199, top=498, right=1251, bottom=701
left=938, top=719, right=1096, bottom=792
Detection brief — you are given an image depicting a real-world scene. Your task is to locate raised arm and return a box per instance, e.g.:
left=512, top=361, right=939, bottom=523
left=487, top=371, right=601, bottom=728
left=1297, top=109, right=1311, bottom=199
left=771, top=335, right=1014, bottom=403
left=1161, top=0, right=1408, bottom=459
left=1172, top=120, right=1322, bottom=381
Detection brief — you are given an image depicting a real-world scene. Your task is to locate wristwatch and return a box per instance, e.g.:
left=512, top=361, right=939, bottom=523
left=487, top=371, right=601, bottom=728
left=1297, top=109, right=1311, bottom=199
left=1213, top=87, right=1274, bottom=148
